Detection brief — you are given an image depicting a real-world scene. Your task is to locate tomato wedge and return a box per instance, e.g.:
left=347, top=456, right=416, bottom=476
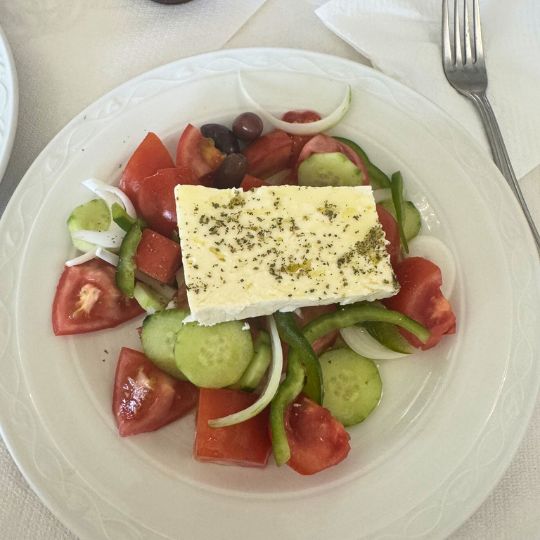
left=176, top=124, right=224, bottom=181
left=383, top=256, right=456, bottom=350
left=119, top=133, right=174, bottom=212
left=376, top=204, right=400, bottom=267
left=52, top=259, right=143, bottom=336
left=281, top=110, right=321, bottom=124
left=137, top=166, right=196, bottom=237
left=243, top=130, right=293, bottom=178
left=195, top=388, right=271, bottom=467
left=135, top=228, right=182, bottom=284
left=285, top=395, right=350, bottom=475
left=113, top=347, right=198, bottom=437
left=281, top=110, right=321, bottom=166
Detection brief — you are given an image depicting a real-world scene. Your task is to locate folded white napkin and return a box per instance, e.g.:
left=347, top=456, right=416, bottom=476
left=316, top=0, right=540, bottom=180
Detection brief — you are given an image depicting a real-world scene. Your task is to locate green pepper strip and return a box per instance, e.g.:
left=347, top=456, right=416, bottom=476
left=112, top=202, right=147, bottom=232
left=303, top=303, right=430, bottom=346
left=274, top=312, right=323, bottom=404
left=270, top=312, right=323, bottom=466
left=334, top=136, right=392, bottom=189
left=116, top=222, right=142, bottom=298
left=269, top=347, right=305, bottom=466
left=390, top=171, right=409, bottom=254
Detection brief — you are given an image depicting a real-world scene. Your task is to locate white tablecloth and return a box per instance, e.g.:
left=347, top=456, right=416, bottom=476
left=0, top=0, right=539, bottom=538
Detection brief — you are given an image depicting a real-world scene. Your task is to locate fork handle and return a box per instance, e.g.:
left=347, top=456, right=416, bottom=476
left=470, top=92, right=540, bottom=253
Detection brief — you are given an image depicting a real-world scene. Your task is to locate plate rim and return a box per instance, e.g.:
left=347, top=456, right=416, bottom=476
left=0, top=47, right=539, bottom=540
left=0, top=22, right=18, bottom=184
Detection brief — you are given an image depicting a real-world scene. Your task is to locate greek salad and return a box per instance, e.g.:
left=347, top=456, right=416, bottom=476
left=52, top=89, right=456, bottom=476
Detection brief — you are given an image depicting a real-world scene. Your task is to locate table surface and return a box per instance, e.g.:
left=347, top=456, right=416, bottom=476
left=0, top=1, right=539, bottom=538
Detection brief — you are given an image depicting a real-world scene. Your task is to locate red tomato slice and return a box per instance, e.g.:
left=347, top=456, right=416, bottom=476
left=243, top=130, right=293, bottom=178
left=137, top=166, right=196, bottom=237
left=281, top=110, right=322, bottom=124
left=119, top=133, right=174, bottom=212
left=376, top=204, right=401, bottom=267
left=296, top=305, right=338, bottom=355
left=113, top=347, right=197, bottom=437
left=281, top=110, right=321, bottom=166
left=383, top=256, right=456, bottom=350
left=135, top=229, right=182, bottom=284
left=285, top=395, right=350, bottom=475
left=195, top=388, right=272, bottom=467
left=240, top=174, right=268, bottom=191
left=176, top=124, right=224, bottom=181
left=296, top=134, right=369, bottom=185
left=52, top=260, right=143, bottom=336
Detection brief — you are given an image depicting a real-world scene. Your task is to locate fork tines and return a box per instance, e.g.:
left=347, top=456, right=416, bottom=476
left=442, top=0, right=484, bottom=67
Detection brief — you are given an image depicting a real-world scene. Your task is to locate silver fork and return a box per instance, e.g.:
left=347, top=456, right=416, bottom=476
left=442, top=0, right=540, bottom=252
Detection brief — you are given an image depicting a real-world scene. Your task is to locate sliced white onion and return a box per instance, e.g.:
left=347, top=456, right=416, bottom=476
left=96, top=247, right=119, bottom=266
left=408, top=236, right=456, bottom=297
left=208, top=315, right=283, bottom=428
left=65, top=248, right=97, bottom=267
left=239, top=74, right=351, bottom=135
left=374, top=189, right=392, bottom=203
left=340, top=326, right=409, bottom=360
left=72, top=230, right=125, bottom=249
left=82, top=178, right=136, bottom=218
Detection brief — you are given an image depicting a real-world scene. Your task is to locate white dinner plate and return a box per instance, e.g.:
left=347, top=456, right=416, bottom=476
left=0, top=23, right=17, bottom=183
left=0, top=49, right=539, bottom=540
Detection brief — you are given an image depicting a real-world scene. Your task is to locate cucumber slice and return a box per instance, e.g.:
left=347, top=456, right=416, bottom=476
left=378, top=199, right=421, bottom=241
left=333, top=136, right=391, bottom=189
left=133, top=282, right=169, bottom=313
left=319, top=347, right=382, bottom=426
left=141, top=308, right=188, bottom=380
left=234, top=331, right=271, bottom=391
left=67, top=198, right=111, bottom=252
left=175, top=321, right=253, bottom=388
left=298, top=152, right=363, bottom=187
left=363, top=321, right=413, bottom=354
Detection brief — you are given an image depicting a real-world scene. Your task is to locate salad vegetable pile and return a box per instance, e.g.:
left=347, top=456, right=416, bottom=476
left=52, top=91, right=456, bottom=475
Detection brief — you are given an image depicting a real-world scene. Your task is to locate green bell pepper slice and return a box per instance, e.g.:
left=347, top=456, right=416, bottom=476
left=274, top=312, right=323, bottom=404
left=116, top=222, right=142, bottom=298
left=303, top=303, right=430, bottom=345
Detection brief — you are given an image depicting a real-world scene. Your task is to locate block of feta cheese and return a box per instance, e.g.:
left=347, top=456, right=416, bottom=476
left=175, top=184, right=398, bottom=325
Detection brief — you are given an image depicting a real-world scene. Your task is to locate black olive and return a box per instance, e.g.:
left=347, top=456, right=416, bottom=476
left=232, top=112, right=263, bottom=142
left=214, top=153, right=248, bottom=189
left=201, top=123, right=240, bottom=154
